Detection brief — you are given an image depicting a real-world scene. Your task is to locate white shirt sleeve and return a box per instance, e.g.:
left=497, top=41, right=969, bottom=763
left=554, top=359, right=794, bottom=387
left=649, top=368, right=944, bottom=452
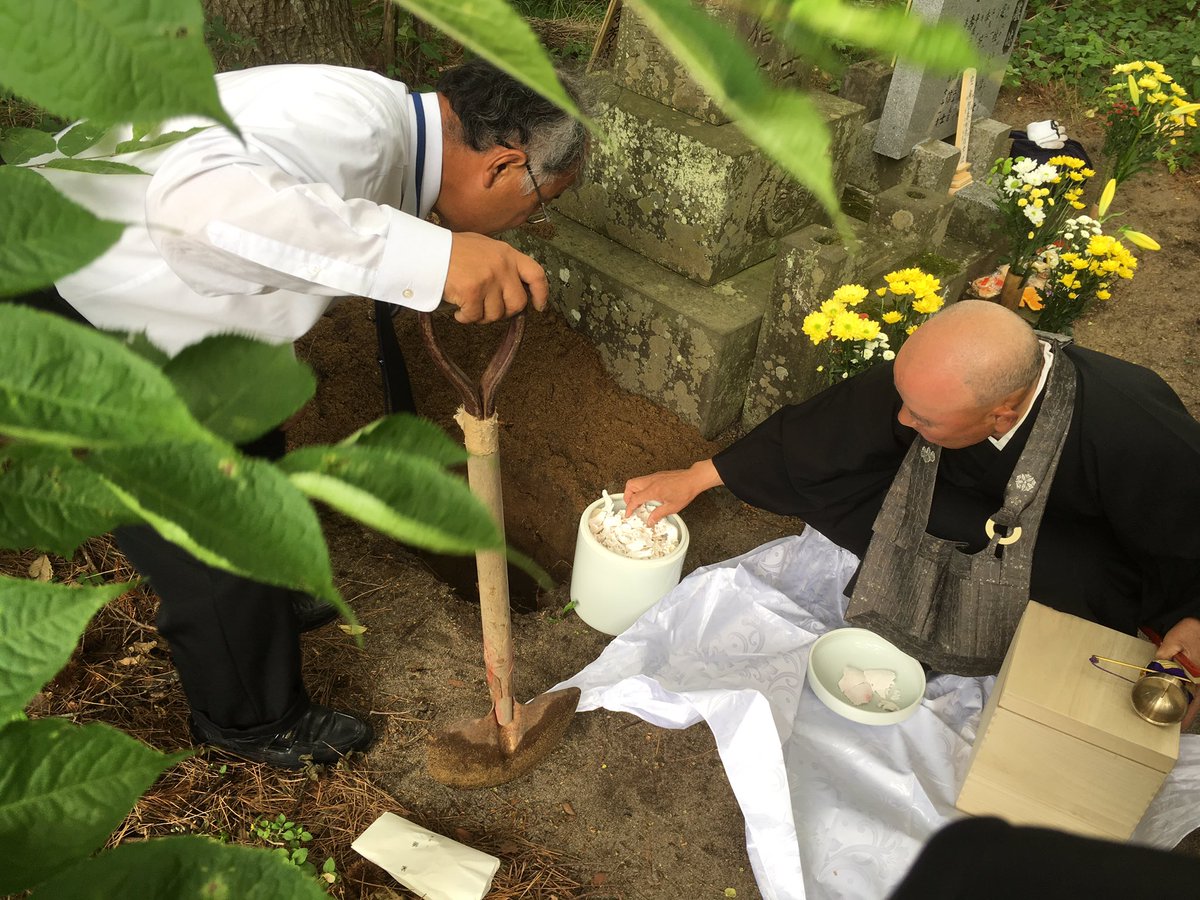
left=142, top=76, right=450, bottom=312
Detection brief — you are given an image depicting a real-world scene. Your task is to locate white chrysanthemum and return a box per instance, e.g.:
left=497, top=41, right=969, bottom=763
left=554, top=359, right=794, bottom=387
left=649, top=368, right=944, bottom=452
left=1023, top=205, right=1047, bottom=227
left=882, top=349, right=896, bottom=361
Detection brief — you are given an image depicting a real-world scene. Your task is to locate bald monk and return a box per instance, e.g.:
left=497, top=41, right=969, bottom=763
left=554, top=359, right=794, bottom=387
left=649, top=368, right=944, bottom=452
left=624, top=301, right=1200, bottom=723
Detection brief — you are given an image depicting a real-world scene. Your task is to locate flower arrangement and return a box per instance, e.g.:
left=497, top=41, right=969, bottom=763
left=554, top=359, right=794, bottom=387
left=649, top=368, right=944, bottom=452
left=802, top=268, right=944, bottom=384
left=1021, top=182, right=1159, bottom=334
left=988, top=155, right=1093, bottom=280
left=1102, top=60, right=1200, bottom=184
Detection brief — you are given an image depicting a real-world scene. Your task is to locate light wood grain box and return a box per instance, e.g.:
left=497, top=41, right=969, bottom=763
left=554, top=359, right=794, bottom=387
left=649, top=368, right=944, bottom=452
left=956, top=601, right=1179, bottom=840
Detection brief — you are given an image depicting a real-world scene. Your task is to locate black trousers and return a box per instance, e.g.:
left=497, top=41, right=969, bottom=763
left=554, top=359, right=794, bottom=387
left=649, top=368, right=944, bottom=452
left=889, top=817, right=1200, bottom=898
left=8, top=288, right=314, bottom=735
left=114, top=427, right=311, bottom=736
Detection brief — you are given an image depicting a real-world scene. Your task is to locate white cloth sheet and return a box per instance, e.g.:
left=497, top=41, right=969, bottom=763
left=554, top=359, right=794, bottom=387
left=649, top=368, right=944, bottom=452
left=554, top=530, right=1200, bottom=900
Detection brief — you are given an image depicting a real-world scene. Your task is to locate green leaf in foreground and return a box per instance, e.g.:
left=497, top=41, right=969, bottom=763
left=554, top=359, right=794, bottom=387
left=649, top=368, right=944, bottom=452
left=41, top=158, right=146, bottom=176
left=112, top=125, right=213, bottom=155
left=0, top=126, right=55, bottom=165
left=0, top=446, right=136, bottom=557
left=392, top=0, right=584, bottom=121
left=0, top=576, right=134, bottom=719
left=0, top=718, right=187, bottom=896
left=779, top=0, right=981, bottom=76
left=85, top=442, right=344, bottom=610
left=281, top=444, right=502, bottom=556
left=0, top=0, right=234, bottom=132
left=0, top=167, right=123, bottom=297
left=0, top=305, right=207, bottom=447
left=35, top=834, right=330, bottom=900
left=629, top=0, right=844, bottom=237
left=343, top=412, right=468, bottom=467
left=56, top=121, right=109, bottom=158
left=164, top=335, right=317, bottom=444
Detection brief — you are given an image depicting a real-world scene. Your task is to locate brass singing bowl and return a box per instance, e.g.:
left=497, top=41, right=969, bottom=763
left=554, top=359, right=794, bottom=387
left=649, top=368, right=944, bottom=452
left=1130, top=673, right=1191, bottom=726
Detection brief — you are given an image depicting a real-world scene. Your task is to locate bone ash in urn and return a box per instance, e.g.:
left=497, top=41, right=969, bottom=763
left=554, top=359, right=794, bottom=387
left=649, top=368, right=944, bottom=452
left=589, top=491, right=681, bottom=560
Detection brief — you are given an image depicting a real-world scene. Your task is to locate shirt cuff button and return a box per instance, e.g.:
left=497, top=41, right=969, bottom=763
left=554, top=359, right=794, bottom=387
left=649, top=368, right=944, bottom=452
left=402, top=289, right=414, bottom=299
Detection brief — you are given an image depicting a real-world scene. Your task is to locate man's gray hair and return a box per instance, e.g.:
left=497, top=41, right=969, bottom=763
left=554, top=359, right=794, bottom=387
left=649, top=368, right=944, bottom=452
left=437, top=59, right=588, bottom=190
left=966, top=336, right=1044, bottom=407
left=928, top=301, right=1044, bottom=407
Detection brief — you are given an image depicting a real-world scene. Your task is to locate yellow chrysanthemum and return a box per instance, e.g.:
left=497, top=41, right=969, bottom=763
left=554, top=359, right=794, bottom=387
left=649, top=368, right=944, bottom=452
left=820, top=298, right=846, bottom=317
left=831, top=283, right=869, bottom=306
left=855, top=318, right=882, bottom=341
left=1113, top=61, right=1145, bottom=74
left=906, top=325, right=919, bottom=336
left=912, top=295, right=944, bottom=315
left=830, top=311, right=862, bottom=341
left=1048, top=155, right=1084, bottom=168
left=1097, top=290, right=1111, bottom=300
left=882, top=310, right=903, bottom=324
left=1146, top=61, right=1164, bottom=73
left=802, top=312, right=831, bottom=345
left=1138, top=75, right=1159, bottom=90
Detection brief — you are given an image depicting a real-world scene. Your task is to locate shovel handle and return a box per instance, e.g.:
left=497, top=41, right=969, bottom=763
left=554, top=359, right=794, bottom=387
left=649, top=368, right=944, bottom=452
left=417, top=310, right=525, bottom=418
left=420, top=308, right=527, bottom=729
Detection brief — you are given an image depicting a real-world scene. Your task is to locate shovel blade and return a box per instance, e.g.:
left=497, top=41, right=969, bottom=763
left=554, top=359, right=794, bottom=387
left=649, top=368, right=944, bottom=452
left=426, top=687, right=581, bottom=789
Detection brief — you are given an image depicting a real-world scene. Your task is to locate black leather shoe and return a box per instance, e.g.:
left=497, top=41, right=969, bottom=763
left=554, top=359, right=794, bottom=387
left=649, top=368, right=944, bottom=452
left=191, top=705, right=374, bottom=768
left=292, top=595, right=340, bottom=632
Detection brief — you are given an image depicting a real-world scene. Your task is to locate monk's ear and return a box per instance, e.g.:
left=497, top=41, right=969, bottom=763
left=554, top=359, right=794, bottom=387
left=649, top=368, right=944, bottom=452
left=990, top=397, right=1024, bottom=436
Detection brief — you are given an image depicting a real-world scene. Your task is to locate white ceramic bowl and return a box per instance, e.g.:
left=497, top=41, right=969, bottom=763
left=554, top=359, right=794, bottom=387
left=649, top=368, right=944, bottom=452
left=807, top=627, right=926, bottom=725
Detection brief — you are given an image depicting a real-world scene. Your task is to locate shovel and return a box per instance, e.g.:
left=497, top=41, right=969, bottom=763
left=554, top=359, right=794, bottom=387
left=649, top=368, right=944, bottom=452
left=419, top=309, right=579, bottom=788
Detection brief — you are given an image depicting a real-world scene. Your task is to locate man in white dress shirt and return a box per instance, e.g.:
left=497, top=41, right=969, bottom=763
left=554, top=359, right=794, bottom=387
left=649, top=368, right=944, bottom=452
left=19, top=59, right=586, bottom=767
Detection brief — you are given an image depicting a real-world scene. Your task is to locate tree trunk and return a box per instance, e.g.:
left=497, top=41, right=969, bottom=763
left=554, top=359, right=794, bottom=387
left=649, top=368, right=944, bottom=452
left=203, top=0, right=366, bottom=69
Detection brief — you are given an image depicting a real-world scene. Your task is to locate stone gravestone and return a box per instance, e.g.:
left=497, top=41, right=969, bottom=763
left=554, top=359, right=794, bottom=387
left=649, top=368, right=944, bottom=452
left=874, top=0, right=1028, bottom=159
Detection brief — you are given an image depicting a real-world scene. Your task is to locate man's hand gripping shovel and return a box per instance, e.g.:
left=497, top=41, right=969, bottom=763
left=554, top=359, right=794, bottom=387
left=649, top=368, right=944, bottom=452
left=419, top=309, right=579, bottom=788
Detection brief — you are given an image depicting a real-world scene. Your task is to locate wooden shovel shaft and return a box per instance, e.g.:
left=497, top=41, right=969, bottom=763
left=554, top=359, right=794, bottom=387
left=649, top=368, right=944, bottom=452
left=458, top=409, right=515, bottom=727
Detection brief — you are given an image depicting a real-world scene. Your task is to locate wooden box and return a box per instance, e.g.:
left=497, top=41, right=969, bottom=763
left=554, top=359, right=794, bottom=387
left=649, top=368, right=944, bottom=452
left=956, top=601, right=1179, bottom=840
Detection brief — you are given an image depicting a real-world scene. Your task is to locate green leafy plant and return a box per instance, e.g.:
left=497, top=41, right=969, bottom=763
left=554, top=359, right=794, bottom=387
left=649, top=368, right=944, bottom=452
left=251, top=813, right=339, bottom=885
left=1008, top=1, right=1200, bottom=99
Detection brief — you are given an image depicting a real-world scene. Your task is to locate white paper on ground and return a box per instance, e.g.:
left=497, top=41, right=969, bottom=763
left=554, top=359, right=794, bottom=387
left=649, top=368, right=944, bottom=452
left=352, top=812, right=500, bottom=900
left=552, top=529, right=1200, bottom=900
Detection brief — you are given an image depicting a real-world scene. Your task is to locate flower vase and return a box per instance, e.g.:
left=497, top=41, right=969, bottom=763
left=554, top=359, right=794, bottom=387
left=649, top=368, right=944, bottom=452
left=998, top=269, right=1027, bottom=311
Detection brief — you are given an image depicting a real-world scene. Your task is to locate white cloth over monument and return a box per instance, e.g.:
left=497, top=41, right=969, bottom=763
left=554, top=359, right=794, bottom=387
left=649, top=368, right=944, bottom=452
left=553, top=530, right=1200, bottom=900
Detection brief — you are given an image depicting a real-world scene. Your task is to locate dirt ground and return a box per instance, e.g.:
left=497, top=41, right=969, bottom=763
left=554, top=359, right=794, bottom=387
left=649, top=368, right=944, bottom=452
left=20, top=87, right=1200, bottom=899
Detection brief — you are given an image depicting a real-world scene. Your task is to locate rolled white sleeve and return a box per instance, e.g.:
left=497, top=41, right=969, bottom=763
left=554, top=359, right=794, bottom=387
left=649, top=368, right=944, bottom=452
left=142, top=74, right=449, bottom=311
left=147, top=157, right=449, bottom=311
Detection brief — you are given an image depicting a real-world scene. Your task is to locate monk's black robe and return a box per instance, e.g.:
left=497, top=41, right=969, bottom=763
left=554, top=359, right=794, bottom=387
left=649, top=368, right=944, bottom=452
left=713, top=345, right=1200, bottom=636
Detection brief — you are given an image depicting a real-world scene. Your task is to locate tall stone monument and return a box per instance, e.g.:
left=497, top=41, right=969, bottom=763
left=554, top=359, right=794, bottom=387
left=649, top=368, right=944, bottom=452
left=874, top=0, right=1028, bottom=159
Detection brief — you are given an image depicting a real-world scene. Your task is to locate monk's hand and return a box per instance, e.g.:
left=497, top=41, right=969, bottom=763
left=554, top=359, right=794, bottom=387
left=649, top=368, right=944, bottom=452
left=1157, top=616, right=1200, bottom=730
left=443, top=232, right=549, bottom=324
left=622, top=460, right=723, bottom=527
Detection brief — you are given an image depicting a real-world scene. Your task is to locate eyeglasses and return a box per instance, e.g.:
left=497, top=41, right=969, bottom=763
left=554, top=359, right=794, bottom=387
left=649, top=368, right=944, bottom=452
left=499, top=140, right=550, bottom=225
